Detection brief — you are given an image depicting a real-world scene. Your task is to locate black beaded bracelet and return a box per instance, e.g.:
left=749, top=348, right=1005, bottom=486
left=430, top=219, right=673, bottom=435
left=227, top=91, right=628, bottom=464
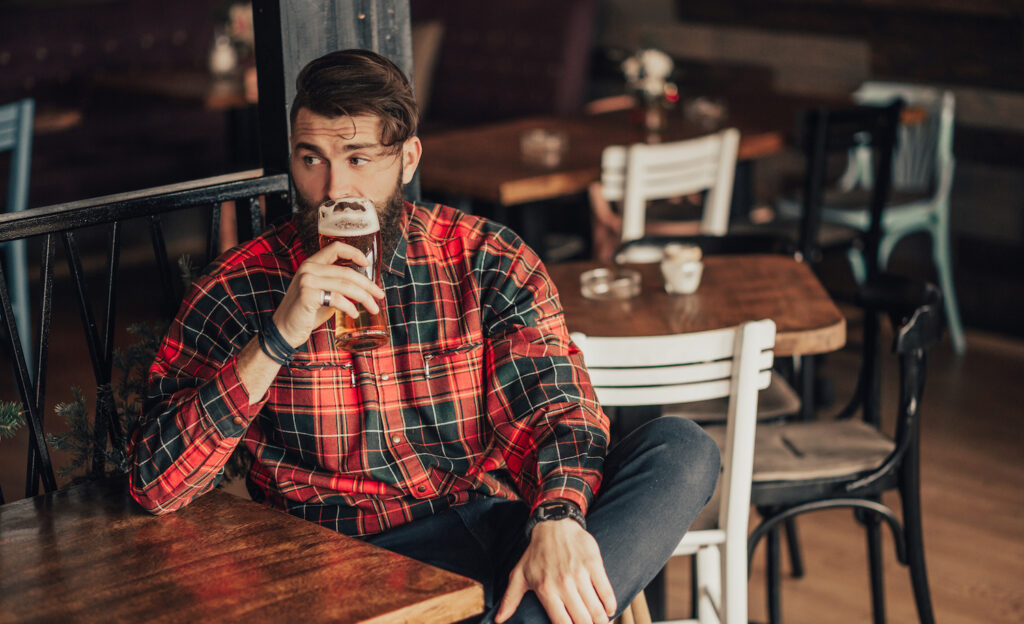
left=258, top=319, right=297, bottom=366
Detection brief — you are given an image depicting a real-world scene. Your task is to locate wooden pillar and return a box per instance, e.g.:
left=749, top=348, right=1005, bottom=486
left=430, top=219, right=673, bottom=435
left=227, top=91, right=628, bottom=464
left=252, top=0, right=417, bottom=223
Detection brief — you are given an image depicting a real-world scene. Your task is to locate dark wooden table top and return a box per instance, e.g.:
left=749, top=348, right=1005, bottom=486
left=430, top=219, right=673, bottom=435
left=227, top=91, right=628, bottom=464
left=0, top=477, right=484, bottom=624
left=549, top=255, right=846, bottom=357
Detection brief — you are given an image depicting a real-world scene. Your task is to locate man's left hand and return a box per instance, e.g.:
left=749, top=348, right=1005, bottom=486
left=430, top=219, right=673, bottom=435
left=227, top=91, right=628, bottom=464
left=495, top=519, right=617, bottom=624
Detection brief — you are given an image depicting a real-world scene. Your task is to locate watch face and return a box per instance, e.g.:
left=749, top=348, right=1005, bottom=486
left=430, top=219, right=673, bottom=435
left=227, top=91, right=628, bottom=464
left=540, top=502, right=570, bottom=519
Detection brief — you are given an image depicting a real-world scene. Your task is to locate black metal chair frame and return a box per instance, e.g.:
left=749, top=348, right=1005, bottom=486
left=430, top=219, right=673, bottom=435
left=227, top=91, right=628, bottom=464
left=748, top=274, right=941, bottom=624
left=0, top=169, right=290, bottom=504
left=744, top=101, right=936, bottom=624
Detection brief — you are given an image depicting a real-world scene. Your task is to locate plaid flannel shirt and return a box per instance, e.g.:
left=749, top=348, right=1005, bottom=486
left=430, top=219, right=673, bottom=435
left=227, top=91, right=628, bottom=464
left=129, top=202, right=610, bottom=536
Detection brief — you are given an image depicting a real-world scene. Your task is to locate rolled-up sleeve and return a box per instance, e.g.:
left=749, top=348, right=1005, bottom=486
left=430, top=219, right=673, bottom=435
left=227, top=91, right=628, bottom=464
left=128, top=273, right=267, bottom=514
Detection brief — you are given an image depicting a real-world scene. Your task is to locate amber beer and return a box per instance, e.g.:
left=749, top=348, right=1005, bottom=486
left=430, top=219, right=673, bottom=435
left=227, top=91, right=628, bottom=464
left=317, top=198, right=389, bottom=352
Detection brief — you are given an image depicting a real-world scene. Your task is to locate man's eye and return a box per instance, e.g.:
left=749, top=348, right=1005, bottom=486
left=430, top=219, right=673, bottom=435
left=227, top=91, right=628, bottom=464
left=349, top=156, right=370, bottom=166
left=303, top=155, right=322, bottom=166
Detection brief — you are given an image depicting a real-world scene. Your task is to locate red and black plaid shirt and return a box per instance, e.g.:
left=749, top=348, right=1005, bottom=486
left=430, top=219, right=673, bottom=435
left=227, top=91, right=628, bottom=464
left=129, top=202, right=609, bottom=536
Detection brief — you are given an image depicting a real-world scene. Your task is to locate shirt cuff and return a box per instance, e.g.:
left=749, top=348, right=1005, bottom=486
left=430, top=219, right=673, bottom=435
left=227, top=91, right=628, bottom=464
left=197, top=353, right=267, bottom=438
left=533, top=472, right=598, bottom=516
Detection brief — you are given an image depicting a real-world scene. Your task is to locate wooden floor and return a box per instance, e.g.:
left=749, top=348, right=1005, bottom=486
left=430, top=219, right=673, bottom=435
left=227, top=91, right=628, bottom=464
left=3, top=289, right=1022, bottom=623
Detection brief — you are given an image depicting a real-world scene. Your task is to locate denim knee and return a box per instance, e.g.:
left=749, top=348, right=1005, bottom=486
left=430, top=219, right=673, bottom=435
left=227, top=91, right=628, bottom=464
left=632, top=416, right=721, bottom=507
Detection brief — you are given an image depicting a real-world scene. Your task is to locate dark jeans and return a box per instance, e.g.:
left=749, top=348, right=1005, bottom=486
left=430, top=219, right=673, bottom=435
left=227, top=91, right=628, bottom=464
left=367, top=417, right=720, bottom=623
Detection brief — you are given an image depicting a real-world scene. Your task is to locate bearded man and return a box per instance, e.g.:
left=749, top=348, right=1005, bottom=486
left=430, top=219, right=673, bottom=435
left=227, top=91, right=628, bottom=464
left=129, top=49, right=719, bottom=624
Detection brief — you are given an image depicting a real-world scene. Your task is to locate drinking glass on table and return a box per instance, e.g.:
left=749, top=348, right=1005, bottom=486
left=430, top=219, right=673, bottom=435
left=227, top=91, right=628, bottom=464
left=317, top=197, right=389, bottom=352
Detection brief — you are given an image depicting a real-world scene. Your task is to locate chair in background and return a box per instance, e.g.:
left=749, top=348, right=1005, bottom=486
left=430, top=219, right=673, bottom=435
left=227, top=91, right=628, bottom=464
left=800, top=83, right=962, bottom=354
left=731, top=275, right=942, bottom=624
left=769, top=101, right=903, bottom=277
left=589, top=128, right=740, bottom=262
left=736, top=102, right=902, bottom=424
left=573, top=319, right=777, bottom=624
left=0, top=98, right=34, bottom=371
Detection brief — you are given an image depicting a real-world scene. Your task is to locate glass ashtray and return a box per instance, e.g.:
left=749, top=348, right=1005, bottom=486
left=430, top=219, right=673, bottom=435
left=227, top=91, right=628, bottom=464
left=580, top=268, right=641, bottom=300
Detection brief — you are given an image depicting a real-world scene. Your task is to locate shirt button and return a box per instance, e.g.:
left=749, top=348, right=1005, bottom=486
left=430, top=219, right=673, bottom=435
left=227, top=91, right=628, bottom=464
left=380, top=374, right=390, bottom=381
left=417, top=485, right=427, bottom=493
left=392, top=435, right=401, bottom=444
left=232, top=416, right=244, bottom=425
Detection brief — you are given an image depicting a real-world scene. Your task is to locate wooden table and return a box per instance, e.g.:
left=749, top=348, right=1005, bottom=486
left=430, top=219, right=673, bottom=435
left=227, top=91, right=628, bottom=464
left=549, top=255, right=846, bottom=357
left=0, top=478, right=484, bottom=624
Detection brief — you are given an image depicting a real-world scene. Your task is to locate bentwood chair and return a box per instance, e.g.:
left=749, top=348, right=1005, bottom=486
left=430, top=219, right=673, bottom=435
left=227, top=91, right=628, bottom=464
left=573, top=319, right=777, bottom=624
left=589, top=128, right=740, bottom=262
left=721, top=275, right=942, bottom=624
left=779, top=83, right=964, bottom=354
left=0, top=99, right=35, bottom=371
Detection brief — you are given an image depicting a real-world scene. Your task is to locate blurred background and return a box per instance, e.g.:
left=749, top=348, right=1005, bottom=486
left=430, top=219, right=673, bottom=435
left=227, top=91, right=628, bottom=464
left=2, top=0, right=1020, bottom=335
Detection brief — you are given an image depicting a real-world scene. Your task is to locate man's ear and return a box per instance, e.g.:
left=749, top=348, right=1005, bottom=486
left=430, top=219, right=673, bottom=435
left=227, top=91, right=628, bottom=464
left=401, top=136, right=423, bottom=185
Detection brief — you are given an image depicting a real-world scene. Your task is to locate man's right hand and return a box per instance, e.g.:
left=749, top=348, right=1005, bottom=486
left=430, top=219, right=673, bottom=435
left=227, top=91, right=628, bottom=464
left=272, top=241, right=386, bottom=348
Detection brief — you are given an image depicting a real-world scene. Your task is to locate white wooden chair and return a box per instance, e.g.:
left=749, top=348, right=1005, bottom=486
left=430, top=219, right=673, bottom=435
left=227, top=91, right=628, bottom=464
left=589, top=128, right=740, bottom=262
left=573, top=319, right=776, bottom=624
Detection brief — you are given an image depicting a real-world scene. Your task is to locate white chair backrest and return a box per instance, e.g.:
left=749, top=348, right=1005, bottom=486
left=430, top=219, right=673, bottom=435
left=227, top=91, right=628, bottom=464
left=843, top=82, right=955, bottom=196
left=572, top=319, right=775, bottom=537
left=600, top=128, right=740, bottom=242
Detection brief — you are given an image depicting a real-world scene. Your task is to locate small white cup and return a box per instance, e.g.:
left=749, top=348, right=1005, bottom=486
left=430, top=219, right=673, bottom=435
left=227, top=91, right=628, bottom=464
left=660, top=244, right=704, bottom=294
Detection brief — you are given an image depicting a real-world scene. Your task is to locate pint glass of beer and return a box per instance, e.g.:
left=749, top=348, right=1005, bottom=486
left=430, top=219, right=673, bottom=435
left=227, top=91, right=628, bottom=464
left=317, top=197, right=389, bottom=352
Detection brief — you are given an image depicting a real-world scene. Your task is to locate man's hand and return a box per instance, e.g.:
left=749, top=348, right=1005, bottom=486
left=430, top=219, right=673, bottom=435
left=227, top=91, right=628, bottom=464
left=272, top=241, right=386, bottom=347
left=496, top=519, right=617, bottom=624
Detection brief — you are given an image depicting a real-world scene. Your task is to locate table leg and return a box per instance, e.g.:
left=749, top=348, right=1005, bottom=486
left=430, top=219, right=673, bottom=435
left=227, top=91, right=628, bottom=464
left=731, top=159, right=755, bottom=222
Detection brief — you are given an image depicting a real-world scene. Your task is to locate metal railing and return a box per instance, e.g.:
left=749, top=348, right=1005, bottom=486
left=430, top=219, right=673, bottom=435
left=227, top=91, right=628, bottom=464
left=0, top=169, right=290, bottom=502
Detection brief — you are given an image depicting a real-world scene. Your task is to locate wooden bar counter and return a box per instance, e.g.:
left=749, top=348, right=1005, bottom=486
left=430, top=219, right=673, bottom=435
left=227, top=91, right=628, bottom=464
left=0, top=478, right=484, bottom=624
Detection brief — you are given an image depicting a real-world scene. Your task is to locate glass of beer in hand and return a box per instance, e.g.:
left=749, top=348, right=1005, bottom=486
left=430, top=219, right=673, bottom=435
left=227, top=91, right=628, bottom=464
left=317, top=197, right=389, bottom=352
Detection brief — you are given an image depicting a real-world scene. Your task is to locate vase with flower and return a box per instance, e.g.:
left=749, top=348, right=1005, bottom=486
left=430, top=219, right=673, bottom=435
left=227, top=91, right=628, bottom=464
left=621, top=48, right=679, bottom=140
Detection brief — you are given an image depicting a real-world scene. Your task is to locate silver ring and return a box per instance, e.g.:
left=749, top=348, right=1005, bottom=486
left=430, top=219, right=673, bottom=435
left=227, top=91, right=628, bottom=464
left=321, top=290, right=332, bottom=307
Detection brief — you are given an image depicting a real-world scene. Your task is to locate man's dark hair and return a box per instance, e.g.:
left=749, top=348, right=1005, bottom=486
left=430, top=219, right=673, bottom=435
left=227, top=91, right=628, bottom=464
left=291, top=49, right=418, bottom=149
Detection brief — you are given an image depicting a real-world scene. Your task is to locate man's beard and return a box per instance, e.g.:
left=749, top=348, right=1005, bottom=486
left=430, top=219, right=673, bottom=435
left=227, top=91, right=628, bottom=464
left=294, top=175, right=406, bottom=261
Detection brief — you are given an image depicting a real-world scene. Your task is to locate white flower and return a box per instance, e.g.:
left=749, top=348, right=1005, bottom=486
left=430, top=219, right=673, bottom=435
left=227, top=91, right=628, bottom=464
left=621, top=48, right=674, bottom=100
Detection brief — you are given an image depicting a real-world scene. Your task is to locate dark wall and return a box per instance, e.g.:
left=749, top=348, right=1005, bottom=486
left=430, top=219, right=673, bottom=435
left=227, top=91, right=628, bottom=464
left=675, top=2, right=1024, bottom=93
left=1, top=0, right=232, bottom=208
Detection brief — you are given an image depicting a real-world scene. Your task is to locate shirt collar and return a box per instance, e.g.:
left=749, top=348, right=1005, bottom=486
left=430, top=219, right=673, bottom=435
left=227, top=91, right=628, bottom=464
left=383, top=202, right=414, bottom=278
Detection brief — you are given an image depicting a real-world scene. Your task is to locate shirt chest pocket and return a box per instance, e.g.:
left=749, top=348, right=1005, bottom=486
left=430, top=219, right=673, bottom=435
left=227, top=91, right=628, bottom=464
left=395, top=341, right=488, bottom=452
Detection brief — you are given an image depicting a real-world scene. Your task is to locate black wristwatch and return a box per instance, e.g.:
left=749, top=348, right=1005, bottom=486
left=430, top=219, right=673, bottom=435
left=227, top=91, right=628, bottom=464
left=524, top=501, right=586, bottom=538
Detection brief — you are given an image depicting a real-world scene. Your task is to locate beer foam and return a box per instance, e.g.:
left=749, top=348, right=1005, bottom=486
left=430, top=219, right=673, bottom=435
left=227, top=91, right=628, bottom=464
left=318, top=196, right=380, bottom=236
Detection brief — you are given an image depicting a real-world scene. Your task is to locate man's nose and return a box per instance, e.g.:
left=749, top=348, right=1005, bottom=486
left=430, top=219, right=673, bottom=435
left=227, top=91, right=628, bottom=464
left=326, top=165, right=357, bottom=200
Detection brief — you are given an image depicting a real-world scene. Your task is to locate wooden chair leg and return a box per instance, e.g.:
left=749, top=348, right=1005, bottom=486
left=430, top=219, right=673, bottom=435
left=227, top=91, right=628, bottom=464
left=783, top=517, right=804, bottom=578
